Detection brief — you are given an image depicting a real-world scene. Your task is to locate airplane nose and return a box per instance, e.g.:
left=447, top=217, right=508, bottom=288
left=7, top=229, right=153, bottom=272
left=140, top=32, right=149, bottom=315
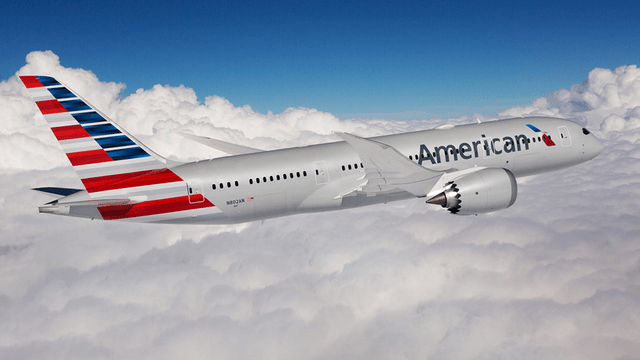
left=586, top=132, right=603, bottom=160
left=593, top=136, right=604, bottom=156
left=579, top=127, right=603, bottom=160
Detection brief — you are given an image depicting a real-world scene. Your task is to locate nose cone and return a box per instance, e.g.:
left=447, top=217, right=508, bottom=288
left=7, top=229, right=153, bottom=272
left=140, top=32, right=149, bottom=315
left=585, top=131, right=603, bottom=160
left=593, top=135, right=604, bottom=156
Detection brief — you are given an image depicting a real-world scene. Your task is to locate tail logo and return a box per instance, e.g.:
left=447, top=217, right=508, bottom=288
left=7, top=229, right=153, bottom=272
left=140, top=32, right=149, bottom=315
left=526, top=124, right=556, bottom=146
left=20, top=75, right=218, bottom=223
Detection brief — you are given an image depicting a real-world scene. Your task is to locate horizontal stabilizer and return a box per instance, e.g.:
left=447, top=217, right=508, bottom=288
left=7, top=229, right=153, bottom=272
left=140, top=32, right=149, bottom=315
left=33, top=187, right=83, bottom=197
left=43, top=195, right=147, bottom=207
left=54, top=198, right=142, bottom=206
left=38, top=198, right=136, bottom=217
left=175, top=132, right=263, bottom=155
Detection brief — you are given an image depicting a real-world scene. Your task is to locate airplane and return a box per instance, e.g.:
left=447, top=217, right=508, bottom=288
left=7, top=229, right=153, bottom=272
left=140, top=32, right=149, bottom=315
left=19, top=75, right=603, bottom=224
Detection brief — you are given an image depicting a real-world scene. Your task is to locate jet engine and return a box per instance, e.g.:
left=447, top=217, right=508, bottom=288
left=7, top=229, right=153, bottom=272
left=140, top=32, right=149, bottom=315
left=426, top=168, right=517, bottom=215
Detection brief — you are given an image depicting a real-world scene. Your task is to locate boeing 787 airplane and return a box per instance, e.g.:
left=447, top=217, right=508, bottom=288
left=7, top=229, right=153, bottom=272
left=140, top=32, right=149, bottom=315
left=20, top=75, right=603, bottom=224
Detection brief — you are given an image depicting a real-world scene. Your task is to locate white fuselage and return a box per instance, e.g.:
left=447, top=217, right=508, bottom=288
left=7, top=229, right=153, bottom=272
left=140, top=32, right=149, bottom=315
left=23, top=75, right=602, bottom=224
left=161, top=117, right=602, bottom=224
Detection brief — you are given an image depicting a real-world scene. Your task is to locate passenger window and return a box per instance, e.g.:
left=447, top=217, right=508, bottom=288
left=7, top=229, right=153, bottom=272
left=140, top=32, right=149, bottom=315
left=409, top=155, right=413, bottom=160
left=263, top=176, right=267, bottom=183
left=227, top=182, right=231, bottom=188
left=283, top=173, right=287, bottom=179
left=290, top=172, right=294, bottom=178
left=256, top=178, right=260, bottom=184
left=348, top=164, right=352, bottom=170
left=212, top=184, right=216, bottom=190
left=277, top=175, right=281, bottom=180
left=270, top=176, right=273, bottom=182
left=235, top=181, right=239, bottom=187
left=249, top=179, right=253, bottom=185
left=342, top=165, right=345, bottom=171
left=303, top=171, right=307, bottom=176
left=315, top=169, right=319, bottom=175
left=296, top=172, right=300, bottom=178
left=220, top=183, right=224, bottom=189
left=354, top=163, right=358, bottom=169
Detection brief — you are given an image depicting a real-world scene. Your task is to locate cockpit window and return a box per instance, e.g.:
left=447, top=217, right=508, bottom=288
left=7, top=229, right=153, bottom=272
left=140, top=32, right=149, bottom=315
left=582, top=128, right=591, bottom=135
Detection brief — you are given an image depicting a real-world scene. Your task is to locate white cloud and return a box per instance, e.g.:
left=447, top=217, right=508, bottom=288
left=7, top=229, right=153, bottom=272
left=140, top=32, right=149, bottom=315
left=497, top=65, right=640, bottom=134
left=1, top=51, right=639, bottom=359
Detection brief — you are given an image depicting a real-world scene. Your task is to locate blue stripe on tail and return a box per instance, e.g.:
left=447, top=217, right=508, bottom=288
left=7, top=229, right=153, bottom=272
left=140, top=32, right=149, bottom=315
left=95, top=135, right=136, bottom=149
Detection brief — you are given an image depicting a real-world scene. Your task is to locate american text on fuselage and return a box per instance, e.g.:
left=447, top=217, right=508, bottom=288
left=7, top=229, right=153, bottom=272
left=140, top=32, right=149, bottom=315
left=418, top=133, right=532, bottom=165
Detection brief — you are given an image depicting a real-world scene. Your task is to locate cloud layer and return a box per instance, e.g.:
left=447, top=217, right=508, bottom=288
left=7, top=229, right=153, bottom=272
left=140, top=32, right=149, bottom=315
left=1, top=51, right=639, bottom=359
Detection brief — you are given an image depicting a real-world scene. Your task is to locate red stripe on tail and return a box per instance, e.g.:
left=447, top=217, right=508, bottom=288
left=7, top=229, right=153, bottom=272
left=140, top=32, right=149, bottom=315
left=20, top=76, right=44, bottom=88
left=98, top=196, right=214, bottom=220
left=51, top=125, right=91, bottom=141
left=81, top=168, right=183, bottom=193
left=36, top=99, right=67, bottom=114
left=67, top=149, right=114, bottom=166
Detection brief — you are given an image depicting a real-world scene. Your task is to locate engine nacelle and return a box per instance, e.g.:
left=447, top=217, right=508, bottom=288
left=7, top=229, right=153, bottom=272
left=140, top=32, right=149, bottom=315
left=426, top=168, right=518, bottom=215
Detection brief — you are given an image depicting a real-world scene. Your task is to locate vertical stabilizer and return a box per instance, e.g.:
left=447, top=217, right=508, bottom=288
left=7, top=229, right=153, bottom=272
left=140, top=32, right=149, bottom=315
left=19, top=75, right=181, bottom=193
left=20, top=75, right=217, bottom=223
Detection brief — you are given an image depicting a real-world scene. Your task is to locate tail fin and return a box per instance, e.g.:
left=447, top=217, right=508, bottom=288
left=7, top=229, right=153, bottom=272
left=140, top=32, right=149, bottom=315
left=20, top=76, right=181, bottom=193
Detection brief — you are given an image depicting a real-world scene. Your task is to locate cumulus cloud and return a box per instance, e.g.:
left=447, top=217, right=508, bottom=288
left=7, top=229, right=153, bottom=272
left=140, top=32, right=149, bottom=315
left=497, top=65, right=640, bottom=132
left=1, top=51, right=639, bottom=359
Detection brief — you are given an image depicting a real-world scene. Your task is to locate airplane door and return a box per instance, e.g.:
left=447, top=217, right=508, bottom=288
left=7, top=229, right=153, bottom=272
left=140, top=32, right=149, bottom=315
left=314, top=161, right=329, bottom=185
left=558, top=126, right=572, bottom=147
left=187, top=180, right=205, bottom=204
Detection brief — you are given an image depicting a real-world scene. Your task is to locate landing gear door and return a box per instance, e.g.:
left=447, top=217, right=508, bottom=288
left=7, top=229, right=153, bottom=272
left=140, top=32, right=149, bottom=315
left=187, top=179, right=205, bottom=204
left=314, top=160, right=329, bottom=185
left=558, top=126, right=572, bottom=147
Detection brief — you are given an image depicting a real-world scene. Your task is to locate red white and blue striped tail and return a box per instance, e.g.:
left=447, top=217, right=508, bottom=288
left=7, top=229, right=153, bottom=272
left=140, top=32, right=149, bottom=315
left=19, top=75, right=183, bottom=194
left=20, top=75, right=218, bottom=223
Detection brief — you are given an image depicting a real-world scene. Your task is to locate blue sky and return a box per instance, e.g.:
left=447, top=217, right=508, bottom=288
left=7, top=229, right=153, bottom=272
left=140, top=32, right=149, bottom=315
left=2, top=0, right=639, bottom=118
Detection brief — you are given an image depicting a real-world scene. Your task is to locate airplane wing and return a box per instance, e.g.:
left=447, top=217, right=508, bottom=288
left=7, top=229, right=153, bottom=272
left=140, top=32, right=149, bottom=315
left=335, top=132, right=445, bottom=197
left=175, top=132, right=263, bottom=155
